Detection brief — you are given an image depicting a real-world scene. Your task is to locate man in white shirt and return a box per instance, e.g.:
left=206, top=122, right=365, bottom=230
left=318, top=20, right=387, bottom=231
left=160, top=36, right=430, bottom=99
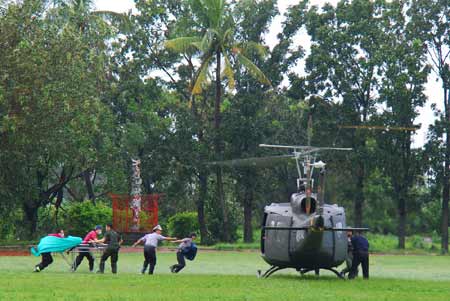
left=132, top=225, right=176, bottom=274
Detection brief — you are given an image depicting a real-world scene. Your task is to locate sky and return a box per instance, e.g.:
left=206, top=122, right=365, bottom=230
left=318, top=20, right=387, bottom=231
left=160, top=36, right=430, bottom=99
left=94, top=0, right=444, bottom=148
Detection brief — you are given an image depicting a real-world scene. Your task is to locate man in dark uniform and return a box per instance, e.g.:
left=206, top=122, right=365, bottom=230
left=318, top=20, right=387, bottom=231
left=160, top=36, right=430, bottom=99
left=348, top=231, right=369, bottom=279
left=96, top=223, right=122, bottom=274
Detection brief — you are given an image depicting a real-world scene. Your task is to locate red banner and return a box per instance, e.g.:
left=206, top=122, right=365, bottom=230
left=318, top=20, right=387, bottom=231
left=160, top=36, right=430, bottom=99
left=110, top=194, right=160, bottom=233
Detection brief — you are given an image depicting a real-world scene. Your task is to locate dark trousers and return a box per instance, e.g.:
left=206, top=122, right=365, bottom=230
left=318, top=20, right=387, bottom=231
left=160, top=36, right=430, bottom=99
left=172, top=251, right=186, bottom=273
left=349, top=251, right=369, bottom=279
left=142, top=245, right=156, bottom=274
left=36, top=252, right=53, bottom=270
left=99, top=248, right=119, bottom=274
left=74, top=248, right=95, bottom=271
left=341, top=252, right=357, bottom=276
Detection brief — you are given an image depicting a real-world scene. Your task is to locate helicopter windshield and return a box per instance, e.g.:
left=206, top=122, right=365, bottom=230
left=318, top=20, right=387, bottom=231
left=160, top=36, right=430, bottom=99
left=291, top=194, right=316, bottom=215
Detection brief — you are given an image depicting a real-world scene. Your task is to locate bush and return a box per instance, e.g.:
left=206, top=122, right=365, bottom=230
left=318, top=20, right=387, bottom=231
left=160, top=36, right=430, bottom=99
left=62, top=201, right=112, bottom=237
left=167, top=211, right=199, bottom=238
left=0, top=209, right=21, bottom=240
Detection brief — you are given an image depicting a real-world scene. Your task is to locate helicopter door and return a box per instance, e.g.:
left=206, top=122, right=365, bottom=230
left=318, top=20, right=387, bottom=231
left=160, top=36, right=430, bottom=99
left=332, top=214, right=347, bottom=262
left=264, top=214, right=292, bottom=263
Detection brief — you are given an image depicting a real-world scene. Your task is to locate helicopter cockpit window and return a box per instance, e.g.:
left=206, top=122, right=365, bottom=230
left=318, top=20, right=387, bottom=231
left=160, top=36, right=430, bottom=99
left=300, top=197, right=316, bottom=214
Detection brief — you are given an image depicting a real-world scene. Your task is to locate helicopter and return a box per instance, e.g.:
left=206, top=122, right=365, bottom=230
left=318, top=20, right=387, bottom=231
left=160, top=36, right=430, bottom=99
left=210, top=143, right=368, bottom=278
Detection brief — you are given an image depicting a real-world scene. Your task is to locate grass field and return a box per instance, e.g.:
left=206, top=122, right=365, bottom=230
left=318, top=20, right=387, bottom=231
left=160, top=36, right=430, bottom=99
left=1, top=251, right=450, bottom=300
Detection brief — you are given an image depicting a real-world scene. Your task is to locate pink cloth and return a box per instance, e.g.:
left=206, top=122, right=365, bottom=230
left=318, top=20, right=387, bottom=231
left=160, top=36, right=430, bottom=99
left=48, top=233, right=64, bottom=238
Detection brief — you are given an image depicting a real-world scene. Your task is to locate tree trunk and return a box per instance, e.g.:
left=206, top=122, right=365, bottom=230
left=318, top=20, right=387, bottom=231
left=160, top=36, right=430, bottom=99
left=83, top=169, right=95, bottom=203
left=216, top=168, right=229, bottom=241
left=442, top=86, right=449, bottom=254
left=23, top=202, right=39, bottom=239
left=197, top=170, right=209, bottom=244
left=397, top=193, right=406, bottom=249
left=243, top=186, right=253, bottom=243
left=354, top=163, right=364, bottom=227
left=397, top=130, right=412, bottom=250
left=214, top=50, right=230, bottom=242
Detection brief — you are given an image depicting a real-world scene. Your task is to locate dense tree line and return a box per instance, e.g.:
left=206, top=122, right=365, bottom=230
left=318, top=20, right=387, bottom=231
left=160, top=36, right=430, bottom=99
left=0, top=0, right=449, bottom=252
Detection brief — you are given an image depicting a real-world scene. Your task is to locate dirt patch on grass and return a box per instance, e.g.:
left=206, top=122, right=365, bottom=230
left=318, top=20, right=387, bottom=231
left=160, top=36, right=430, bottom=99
left=0, top=250, right=30, bottom=256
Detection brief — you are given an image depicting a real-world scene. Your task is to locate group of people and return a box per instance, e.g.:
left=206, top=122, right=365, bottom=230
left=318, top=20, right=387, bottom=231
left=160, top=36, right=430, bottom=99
left=33, top=224, right=197, bottom=275
left=131, top=225, right=197, bottom=274
left=34, top=225, right=368, bottom=278
left=340, top=231, right=370, bottom=279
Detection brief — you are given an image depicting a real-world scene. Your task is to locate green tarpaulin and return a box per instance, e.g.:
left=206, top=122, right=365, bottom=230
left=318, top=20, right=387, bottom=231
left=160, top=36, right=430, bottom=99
left=30, top=235, right=82, bottom=256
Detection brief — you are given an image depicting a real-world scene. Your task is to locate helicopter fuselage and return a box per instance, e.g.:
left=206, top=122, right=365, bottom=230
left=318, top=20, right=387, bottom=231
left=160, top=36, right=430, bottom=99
left=261, top=192, right=348, bottom=270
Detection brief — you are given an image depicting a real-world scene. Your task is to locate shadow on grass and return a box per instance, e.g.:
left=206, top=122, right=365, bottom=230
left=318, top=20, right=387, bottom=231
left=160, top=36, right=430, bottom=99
left=265, top=274, right=343, bottom=281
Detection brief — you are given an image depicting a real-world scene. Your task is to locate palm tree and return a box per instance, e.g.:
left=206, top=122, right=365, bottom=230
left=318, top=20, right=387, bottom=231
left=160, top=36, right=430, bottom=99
left=166, top=0, right=270, bottom=242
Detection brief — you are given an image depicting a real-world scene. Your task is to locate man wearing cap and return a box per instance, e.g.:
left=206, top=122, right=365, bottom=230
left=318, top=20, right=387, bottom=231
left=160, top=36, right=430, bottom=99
left=72, top=225, right=103, bottom=272
left=96, top=223, right=123, bottom=274
left=132, top=225, right=176, bottom=275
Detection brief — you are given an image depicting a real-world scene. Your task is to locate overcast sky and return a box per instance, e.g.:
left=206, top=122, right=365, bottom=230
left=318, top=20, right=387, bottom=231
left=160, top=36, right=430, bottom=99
left=94, top=0, right=444, bottom=148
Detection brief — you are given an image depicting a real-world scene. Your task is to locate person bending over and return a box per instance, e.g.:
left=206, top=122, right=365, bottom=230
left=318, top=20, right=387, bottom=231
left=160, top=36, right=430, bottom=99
left=72, top=225, right=103, bottom=272
left=348, top=231, right=369, bottom=279
left=170, top=233, right=197, bottom=273
left=34, top=229, right=65, bottom=272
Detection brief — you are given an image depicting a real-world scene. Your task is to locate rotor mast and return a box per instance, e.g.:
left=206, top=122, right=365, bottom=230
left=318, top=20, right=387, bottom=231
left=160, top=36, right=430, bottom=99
left=305, top=115, right=313, bottom=214
left=259, top=144, right=352, bottom=209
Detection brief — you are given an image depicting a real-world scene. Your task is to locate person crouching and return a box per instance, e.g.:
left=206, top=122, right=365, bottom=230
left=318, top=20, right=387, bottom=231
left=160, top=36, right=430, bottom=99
left=170, top=233, right=197, bottom=273
left=34, top=229, right=65, bottom=272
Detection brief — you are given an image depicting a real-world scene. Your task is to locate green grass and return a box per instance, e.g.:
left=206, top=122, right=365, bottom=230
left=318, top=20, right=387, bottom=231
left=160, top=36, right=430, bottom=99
left=1, top=252, right=450, bottom=300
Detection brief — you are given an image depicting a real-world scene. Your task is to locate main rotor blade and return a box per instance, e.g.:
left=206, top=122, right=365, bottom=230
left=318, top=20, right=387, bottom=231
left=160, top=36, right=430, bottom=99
left=208, top=154, right=295, bottom=168
left=263, top=227, right=310, bottom=230
left=259, top=144, right=352, bottom=152
left=327, top=227, right=370, bottom=232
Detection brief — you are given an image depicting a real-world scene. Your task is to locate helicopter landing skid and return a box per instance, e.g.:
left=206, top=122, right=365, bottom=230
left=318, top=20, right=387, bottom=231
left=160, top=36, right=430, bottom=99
left=260, top=266, right=286, bottom=278
left=299, top=268, right=344, bottom=279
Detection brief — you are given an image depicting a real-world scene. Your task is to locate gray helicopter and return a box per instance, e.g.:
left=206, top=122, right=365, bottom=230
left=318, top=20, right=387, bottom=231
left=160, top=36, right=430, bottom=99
left=257, top=144, right=368, bottom=278
left=209, top=143, right=368, bottom=278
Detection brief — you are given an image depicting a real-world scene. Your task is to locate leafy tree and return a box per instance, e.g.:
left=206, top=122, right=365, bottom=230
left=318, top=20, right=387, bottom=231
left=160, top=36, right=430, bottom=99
left=374, top=0, right=429, bottom=248
left=117, top=0, right=215, bottom=244
left=408, top=0, right=450, bottom=253
left=299, top=0, right=386, bottom=227
left=0, top=0, right=115, bottom=238
left=165, top=0, right=270, bottom=242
